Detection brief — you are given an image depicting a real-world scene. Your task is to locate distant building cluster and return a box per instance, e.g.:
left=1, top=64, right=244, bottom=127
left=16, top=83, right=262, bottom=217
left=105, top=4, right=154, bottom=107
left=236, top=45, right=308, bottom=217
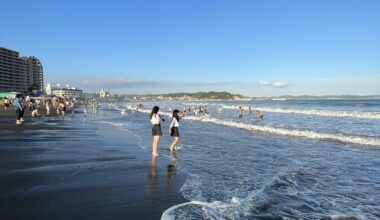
left=0, top=47, right=43, bottom=93
left=45, top=83, right=83, bottom=99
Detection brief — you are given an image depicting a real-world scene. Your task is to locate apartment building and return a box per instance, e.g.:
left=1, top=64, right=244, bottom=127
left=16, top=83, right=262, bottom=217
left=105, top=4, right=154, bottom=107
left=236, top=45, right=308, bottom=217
left=0, top=47, right=43, bottom=93
left=52, top=87, right=83, bottom=99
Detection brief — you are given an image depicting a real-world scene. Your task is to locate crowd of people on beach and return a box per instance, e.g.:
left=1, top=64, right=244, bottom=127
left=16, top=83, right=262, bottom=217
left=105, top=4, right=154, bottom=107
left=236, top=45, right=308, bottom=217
left=2, top=94, right=100, bottom=124
left=166, top=105, right=208, bottom=116
left=12, top=94, right=71, bottom=124
left=5, top=96, right=265, bottom=159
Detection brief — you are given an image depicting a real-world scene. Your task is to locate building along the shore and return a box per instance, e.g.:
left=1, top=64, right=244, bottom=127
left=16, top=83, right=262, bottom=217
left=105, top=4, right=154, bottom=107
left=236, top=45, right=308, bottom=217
left=52, top=87, right=83, bottom=99
left=99, top=89, right=109, bottom=98
left=0, top=47, right=43, bottom=94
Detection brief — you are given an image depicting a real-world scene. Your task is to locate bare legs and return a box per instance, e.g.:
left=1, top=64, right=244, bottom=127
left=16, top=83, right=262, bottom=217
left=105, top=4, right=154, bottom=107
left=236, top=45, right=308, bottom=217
left=152, top=135, right=160, bottom=156
left=169, top=137, right=179, bottom=151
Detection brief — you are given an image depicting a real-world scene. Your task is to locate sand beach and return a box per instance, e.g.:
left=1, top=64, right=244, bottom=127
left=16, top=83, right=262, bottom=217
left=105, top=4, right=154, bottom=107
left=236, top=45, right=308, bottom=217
left=1, top=100, right=380, bottom=219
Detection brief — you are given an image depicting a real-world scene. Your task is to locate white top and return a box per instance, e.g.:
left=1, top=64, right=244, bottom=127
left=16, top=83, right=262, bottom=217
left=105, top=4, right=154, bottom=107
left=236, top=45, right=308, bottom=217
left=150, top=114, right=161, bottom=125
left=170, top=117, right=179, bottom=128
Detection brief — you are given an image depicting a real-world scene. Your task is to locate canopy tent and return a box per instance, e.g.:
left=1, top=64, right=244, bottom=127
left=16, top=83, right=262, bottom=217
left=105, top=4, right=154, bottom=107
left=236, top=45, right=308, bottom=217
left=0, top=92, right=18, bottom=99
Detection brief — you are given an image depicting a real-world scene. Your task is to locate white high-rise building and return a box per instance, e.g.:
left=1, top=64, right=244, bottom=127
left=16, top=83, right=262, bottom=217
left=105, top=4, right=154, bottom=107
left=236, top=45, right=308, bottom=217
left=99, top=89, right=109, bottom=98
left=45, top=83, right=52, bottom=95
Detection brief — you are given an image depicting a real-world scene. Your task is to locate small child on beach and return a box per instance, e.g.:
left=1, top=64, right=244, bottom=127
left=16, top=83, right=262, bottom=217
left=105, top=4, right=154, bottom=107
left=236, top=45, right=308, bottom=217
left=31, top=108, right=40, bottom=117
left=4, top=98, right=10, bottom=110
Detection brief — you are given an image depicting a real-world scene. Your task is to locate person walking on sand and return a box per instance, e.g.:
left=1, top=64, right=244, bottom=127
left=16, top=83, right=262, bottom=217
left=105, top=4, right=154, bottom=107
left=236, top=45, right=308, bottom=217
left=59, top=100, right=66, bottom=116
left=150, top=106, right=164, bottom=157
left=69, top=100, right=75, bottom=116
left=92, top=101, right=97, bottom=114
left=83, top=103, right=88, bottom=116
left=20, top=96, right=26, bottom=122
left=169, top=109, right=181, bottom=151
left=14, top=94, right=23, bottom=125
left=45, top=100, right=50, bottom=115
left=4, top=98, right=10, bottom=110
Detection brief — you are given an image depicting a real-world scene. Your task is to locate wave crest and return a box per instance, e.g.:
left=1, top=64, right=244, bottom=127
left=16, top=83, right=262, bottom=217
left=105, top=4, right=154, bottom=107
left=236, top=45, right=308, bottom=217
left=184, top=116, right=380, bottom=147
left=222, top=105, right=380, bottom=119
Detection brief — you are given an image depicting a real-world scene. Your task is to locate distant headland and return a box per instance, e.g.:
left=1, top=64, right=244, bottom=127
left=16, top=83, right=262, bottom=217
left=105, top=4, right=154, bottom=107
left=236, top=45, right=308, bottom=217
left=122, top=93, right=380, bottom=101
left=80, top=91, right=380, bottom=102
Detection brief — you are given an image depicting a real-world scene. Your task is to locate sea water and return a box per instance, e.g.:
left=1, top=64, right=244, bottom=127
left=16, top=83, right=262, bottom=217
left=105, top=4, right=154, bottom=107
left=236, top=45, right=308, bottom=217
left=102, top=99, right=380, bottom=219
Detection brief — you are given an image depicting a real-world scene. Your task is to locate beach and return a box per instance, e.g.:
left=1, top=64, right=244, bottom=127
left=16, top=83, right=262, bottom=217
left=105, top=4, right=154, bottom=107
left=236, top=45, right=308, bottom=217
left=1, top=99, right=380, bottom=219
left=0, top=106, right=186, bottom=220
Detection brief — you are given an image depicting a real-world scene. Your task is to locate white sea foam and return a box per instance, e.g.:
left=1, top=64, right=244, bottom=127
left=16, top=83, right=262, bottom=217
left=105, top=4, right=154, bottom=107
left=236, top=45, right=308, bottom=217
left=161, top=192, right=267, bottom=220
left=94, top=121, right=124, bottom=127
left=162, top=160, right=374, bottom=219
left=329, top=214, right=365, bottom=220
left=222, top=105, right=380, bottom=119
left=164, top=169, right=331, bottom=220
left=161, top=200, right=229, bottom=220
left=183, top=102, right=213, bottom=106
left=184, top=116, right=380, bottom=147
left=125, top=106, right=172, bottom=117
left=118, top=105, right=380, bottom=146
left=111, top=106, right=129, bottom=115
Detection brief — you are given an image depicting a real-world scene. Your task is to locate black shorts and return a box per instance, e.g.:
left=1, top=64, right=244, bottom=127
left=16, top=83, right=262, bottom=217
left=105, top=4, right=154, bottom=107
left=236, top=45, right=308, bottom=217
left=16, top=109, right=22, bottom=120
left=171, top=127, right=179, bottom=137
left=152, top=124, right=162, bottom=136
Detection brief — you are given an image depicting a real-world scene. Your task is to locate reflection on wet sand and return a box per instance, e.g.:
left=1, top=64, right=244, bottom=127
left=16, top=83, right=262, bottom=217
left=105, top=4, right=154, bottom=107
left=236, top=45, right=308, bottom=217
left=146, top=156, right=158, bottom=197
left=167, top=151, right=177, bottom=175
left=166, top=151, right=177, bottom=190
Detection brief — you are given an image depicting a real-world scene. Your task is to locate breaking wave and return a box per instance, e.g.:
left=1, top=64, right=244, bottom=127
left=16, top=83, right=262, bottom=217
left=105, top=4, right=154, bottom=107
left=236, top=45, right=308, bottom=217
left=222, top=105, right=380, bottom=119
left=184, top=116, right=380, bottom=147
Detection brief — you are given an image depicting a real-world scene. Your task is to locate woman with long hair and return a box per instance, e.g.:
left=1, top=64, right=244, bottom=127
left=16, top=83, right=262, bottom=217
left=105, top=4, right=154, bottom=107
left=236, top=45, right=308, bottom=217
left=169, top=109, right=180, bottom=151
left=150, top=106, right=163, bottom=156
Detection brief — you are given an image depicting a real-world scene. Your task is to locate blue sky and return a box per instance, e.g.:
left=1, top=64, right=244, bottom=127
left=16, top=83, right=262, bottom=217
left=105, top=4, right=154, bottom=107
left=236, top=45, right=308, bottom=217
left=1, top=0, right=379, bottom=96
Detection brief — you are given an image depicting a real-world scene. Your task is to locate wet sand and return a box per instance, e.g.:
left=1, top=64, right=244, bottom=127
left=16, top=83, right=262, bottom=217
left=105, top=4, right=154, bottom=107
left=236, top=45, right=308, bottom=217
left=0, top=108, right=186, bottom=219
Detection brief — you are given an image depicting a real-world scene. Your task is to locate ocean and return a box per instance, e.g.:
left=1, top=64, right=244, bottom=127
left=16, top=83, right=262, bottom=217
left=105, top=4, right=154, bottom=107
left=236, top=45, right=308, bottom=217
left=106, top=99, right=380, bottom=219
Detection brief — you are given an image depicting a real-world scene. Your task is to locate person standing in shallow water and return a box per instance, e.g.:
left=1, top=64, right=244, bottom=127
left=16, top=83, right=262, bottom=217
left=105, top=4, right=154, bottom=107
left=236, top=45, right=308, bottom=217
left=169, top=109, right=180, bottom=151
left=150, top=106, right=164, bottom=157
left=239, top=106, right=244, bottom=119
left=256, top=110, right=264, bottom=119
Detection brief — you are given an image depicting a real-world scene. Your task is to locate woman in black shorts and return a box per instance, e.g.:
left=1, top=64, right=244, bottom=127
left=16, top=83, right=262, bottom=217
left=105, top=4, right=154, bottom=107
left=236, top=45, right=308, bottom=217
left=169, top=109, right=180, bottom=151
left=150, top=106, right=163, bottom=156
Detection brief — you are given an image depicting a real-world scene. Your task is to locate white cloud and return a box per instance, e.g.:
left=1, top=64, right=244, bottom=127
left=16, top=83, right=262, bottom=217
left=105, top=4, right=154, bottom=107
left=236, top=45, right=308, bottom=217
left=272, top=81, right=289, bottom=88
left=78, top=77, right=158, bottom=88
left=258, top=80, right=289, bottom=88
left=258, top=80, right=270, bottom=86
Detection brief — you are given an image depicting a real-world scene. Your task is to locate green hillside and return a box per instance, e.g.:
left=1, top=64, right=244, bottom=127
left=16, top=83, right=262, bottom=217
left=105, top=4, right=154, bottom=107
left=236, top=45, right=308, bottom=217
left=162, top=91, right=245, bottom=100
